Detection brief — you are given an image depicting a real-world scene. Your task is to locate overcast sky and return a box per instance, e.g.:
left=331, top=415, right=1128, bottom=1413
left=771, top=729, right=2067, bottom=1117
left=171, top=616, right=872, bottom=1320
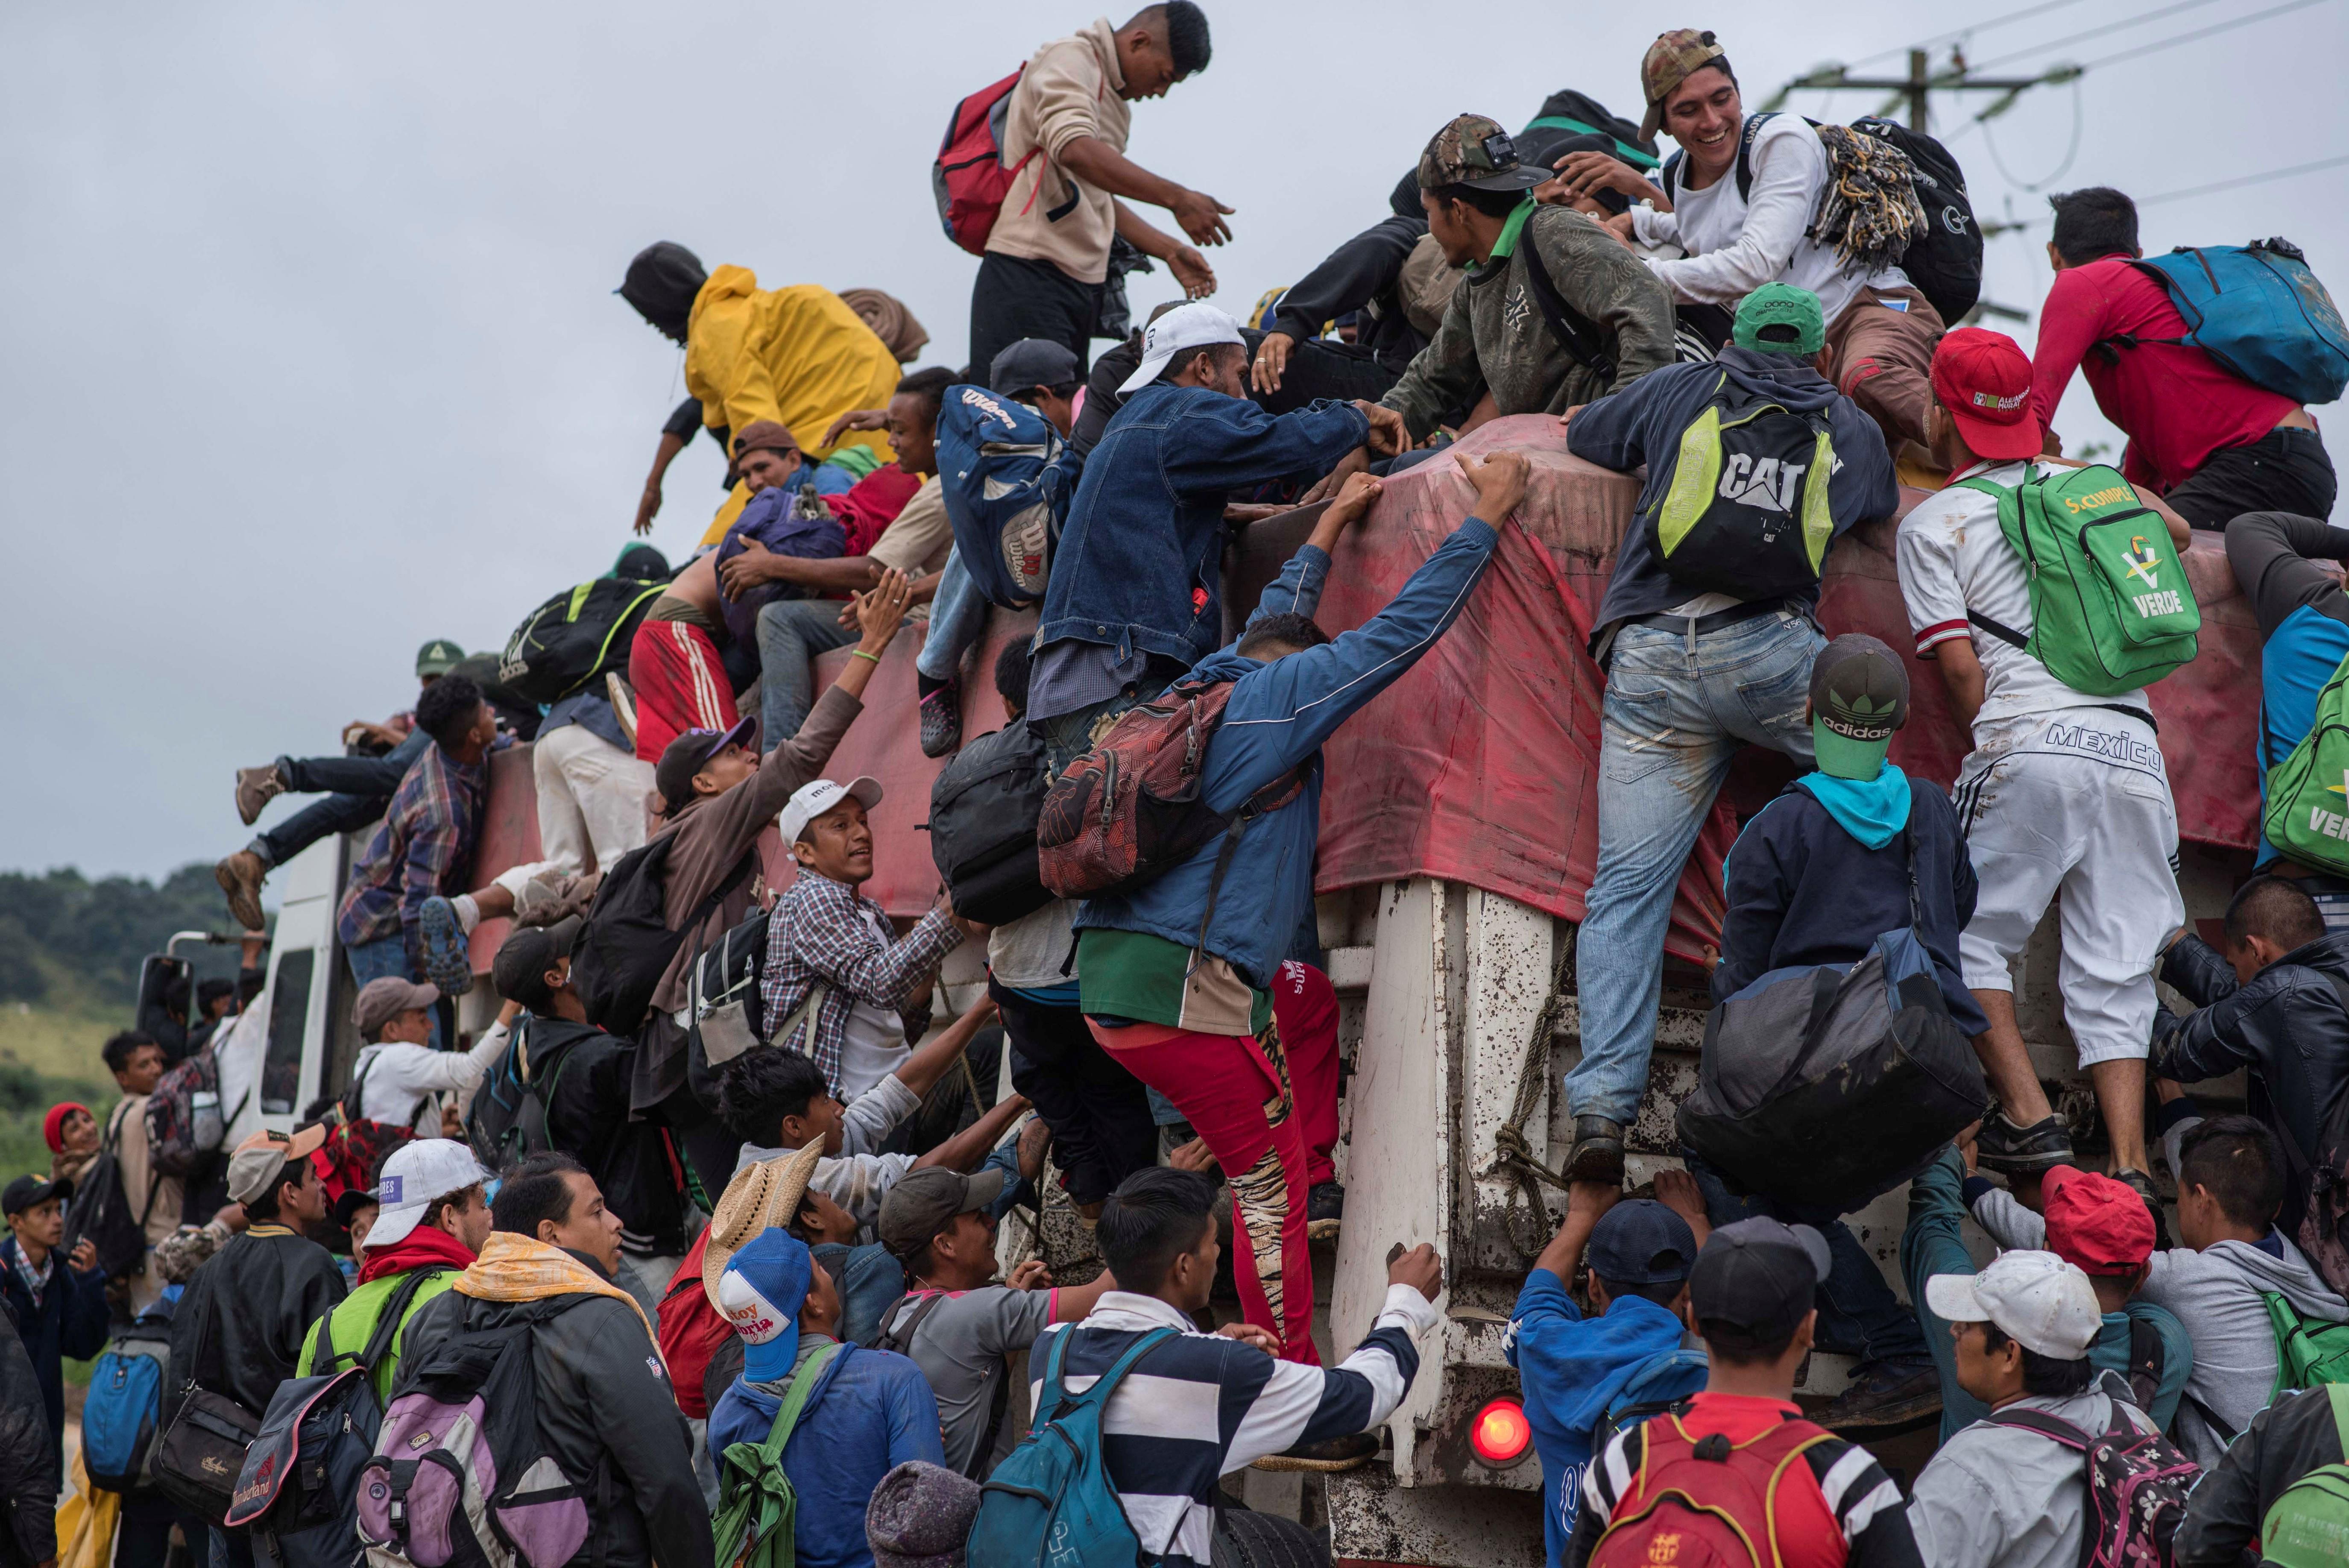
left=5, top=0, right=2344, bottom=879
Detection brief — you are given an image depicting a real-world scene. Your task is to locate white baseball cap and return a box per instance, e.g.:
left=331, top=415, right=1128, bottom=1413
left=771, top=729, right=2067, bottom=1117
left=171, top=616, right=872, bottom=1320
left=366, top=1138, right=492, bottom=1248
left=1925, top=1249, right=2102, bottom=1360
left=1116, top=302, right=1246, bottom=394
left=779, top=776, right=884, bottom=847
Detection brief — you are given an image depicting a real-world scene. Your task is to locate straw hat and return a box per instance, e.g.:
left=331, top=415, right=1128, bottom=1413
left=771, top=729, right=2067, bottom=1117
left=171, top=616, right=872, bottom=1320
left=702, top=1136, right=827, bottom=1309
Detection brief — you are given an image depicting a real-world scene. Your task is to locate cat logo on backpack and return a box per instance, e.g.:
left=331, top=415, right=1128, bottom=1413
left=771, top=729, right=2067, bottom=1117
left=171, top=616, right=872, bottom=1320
left=1649, top=370, right=1837, bottom=600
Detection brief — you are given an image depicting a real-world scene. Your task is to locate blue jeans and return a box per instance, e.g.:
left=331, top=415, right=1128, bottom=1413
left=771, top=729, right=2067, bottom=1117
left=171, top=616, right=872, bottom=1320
left=915, top=547, right=993, bottom=685
left=756, top=598, right=857, bottom=750
left=345, top=933, right=442, bottom=1049
left=1568, top=611, right=1824, bottom=1125
left=255, top=729, right=431, bottom=868
left=812, top=1242, right=906, bottom=1346
left=1686, top=1153, right=1932, bottom=1377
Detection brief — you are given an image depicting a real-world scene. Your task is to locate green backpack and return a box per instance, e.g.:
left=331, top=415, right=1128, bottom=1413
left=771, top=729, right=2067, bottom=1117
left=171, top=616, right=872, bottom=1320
left=2259, top=1384, right=2349, bottom=1568
left=2269, top=1292, right=2349, bottom=1396
left=711, top=1340, right=844, bottom=1568
left=2262, top=651, right=2349, bottom=876
left=1955, top=463, right=2200, bottom=696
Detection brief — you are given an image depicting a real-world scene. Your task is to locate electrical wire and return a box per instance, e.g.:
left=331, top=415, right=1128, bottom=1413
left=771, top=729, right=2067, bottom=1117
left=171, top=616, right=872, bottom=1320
left=1979, top=152, right=2349, bottom=231
left=1978, top=78, right=2086, bottom=191
left=2077, top=0, right=2334, bottom=70
left=1968, top=0, right=2229, bottom=70
left=1839, top=0, right=2097, bottom=69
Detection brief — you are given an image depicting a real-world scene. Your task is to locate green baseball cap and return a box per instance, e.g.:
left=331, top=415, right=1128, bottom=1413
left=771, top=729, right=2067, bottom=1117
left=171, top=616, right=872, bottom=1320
left=1732, top=283, right=1826, bottom=356
left=1417, top=114, right=1549, bottom=193
left=415, top=639, right=466, bottom=678
left=1809, top=634, right=1909, bottom=780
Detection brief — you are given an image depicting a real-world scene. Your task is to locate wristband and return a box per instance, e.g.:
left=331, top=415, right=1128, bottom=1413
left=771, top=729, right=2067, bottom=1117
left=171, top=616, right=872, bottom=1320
left=850, top=648, right=882, bottom=664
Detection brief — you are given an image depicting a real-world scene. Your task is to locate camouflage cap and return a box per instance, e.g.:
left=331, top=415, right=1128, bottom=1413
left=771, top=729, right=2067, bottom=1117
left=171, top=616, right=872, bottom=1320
left=1639, top=28, right=1730, bottom=142
left=1417, top=114, right=1549, bottom=194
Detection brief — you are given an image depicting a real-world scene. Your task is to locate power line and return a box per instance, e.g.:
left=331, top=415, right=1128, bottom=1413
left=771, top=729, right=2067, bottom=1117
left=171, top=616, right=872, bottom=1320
left=1841, top=0, right=2097, bottom=69
left=1968, top=0, right=2228, bottom=70
left=1980, top=152, right=2349, bottom=232
left=2077, top=0, right=2334, bottom=70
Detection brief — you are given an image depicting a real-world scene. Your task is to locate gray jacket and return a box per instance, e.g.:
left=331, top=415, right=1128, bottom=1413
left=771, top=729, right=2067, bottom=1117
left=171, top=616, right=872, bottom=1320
left=1907, top=1385, right=2156, bottom=1568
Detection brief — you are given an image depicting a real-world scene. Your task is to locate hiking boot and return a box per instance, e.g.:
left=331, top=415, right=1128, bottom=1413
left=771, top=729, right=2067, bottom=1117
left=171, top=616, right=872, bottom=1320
left=2113, top=1167, right=2174, bottom=1250
left=215, top=851, right=268, bottom=932
left=418, top=896, right=474, bottom=996
left=918, top=680, right=962, bottom=758
left=1251, top=1430, right=1380, bottom=1473
left=1974, top=1112, right=2075, bottom=1175
left=513, top=869, right=598, bottom=927
left=1813, top=1364, right=1943, bottom=1433
left=234, top=765, right=285, bottom=826
left=1564, top=1116, right=1626, bottom=1184
left=1306, top=1181, right=1344, bottom=1242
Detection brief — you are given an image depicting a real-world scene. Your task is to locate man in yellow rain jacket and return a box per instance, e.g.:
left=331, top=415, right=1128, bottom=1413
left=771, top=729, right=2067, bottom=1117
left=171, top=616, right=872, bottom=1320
left=620, top=242, right=903, bottom=545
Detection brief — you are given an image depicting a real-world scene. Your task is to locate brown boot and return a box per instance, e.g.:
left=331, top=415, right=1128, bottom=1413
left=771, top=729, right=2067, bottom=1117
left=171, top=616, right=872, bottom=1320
left=234, top=765, right=285, bottom=826
left=215, top=851, right=268, bottom=931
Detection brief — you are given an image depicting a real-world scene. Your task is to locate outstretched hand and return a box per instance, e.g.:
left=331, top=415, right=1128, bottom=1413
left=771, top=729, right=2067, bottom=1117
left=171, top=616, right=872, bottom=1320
left=1456, top=449, right=1530, bottom=522
left=717, top=536, right=775, bottom=600
left=1387, top=1241, right=1444, bottom=1301
left=823, top=408, right=889, bottom=449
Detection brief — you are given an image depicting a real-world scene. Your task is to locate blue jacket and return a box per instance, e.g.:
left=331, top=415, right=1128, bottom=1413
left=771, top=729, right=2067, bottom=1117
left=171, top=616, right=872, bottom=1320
left=0, top=1236, right=109, bottom=1483
left=1713, top=768, right=1988, bottom=1037
left=1037, top=383, right=1370, bottom=670
left=1565, top=346, right=1897, bottom=653
left=708, top=1342, right=944, bottom=1568
left=1076, top=517, right=1500, bottom=988
left=1506, top=1276, right=1705, bottom=1568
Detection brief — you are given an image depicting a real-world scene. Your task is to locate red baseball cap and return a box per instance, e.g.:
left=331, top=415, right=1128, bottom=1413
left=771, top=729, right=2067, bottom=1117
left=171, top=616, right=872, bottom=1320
left=1931, top=326, right=2043, bottom=461
left=2042, top=1164, right=2155, bottom=1275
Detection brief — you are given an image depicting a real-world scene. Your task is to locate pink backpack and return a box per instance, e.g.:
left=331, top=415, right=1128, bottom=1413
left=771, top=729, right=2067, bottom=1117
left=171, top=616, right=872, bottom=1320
left=1987, top=1385, right=2197, bottom=1568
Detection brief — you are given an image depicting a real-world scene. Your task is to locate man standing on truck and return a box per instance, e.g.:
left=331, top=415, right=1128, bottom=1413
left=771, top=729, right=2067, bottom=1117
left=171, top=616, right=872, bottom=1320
left=970, top=4, right=1225, bottom=379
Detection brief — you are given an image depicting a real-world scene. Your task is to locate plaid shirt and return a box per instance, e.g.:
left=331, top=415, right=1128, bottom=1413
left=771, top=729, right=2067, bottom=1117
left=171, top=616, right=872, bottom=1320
left=4, top=1237, right=50, bottom=1309
left=335, top=742, right=488, bottom=963
left=760, top=871, right=962, bottom=1096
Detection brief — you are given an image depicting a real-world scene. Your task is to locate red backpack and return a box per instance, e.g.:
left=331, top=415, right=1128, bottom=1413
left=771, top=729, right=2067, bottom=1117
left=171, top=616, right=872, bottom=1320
left=931, top=68, right=1049, bottom=255
left=656, top=1230, right=727, bottom=1420
left=310, top=1053, right=425, bottom=1205
left=1589, top=1413, right=1837, bottom=1568
left=1035, top=679, right=1307, bottom=903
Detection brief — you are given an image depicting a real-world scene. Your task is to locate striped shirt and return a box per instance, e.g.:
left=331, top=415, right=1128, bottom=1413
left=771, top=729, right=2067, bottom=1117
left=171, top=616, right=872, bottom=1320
left=1564, top=1393, right=1920, bottom=1568
left=335, top=741, right=486, bottom=961
left=1027, top=1287, right=1437, bottom=1568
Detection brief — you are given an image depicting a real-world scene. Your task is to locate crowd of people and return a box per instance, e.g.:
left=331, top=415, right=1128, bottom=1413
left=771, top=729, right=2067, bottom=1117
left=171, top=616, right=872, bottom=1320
left=11, top=11, right=2349, bottom=1568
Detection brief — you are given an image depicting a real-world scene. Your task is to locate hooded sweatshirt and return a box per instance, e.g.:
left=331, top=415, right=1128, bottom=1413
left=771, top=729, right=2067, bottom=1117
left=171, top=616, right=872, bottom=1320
left=1971, top=1185, right=2349, bottom=1464
left=1505, top=1274, right=1704, bottom=1568
left=1565, top=346, right=1898, bottom=658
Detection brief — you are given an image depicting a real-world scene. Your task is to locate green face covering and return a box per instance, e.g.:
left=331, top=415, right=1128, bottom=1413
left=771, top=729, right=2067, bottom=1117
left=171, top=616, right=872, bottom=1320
left=1477, top=197, right=1539, bottom=268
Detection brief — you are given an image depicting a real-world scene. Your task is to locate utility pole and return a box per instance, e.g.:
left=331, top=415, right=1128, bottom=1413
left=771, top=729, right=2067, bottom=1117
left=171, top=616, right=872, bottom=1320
left=1766, top=47, right=2053, bottom=131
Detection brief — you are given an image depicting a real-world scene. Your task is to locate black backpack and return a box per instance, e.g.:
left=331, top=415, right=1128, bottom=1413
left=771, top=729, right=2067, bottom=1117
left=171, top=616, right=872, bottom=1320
left=685, top=906, right=776, bottom=1110
left=1664, top=112, right=1982, bottom=326
left=569, top=832, right=755, bottom=1037
left=66, top=1107, right=161, bottom=1280
left=498, top=576, right=671, bottom=706
left=1643, top=368, right=1838, bottom=600
left=928, top=718, right=1056, bottom=927
left=464, top=1017, right=574, bottom=1171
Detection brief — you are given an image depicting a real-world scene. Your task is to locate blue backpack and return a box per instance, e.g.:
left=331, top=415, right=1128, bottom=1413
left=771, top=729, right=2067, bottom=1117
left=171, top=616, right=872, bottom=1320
left=85, top=1310, right=174, bottom=1492
left=936, top=385, right=1081, bottom=610
left=2109, top=239, right=2349, bottom=407
left=965, top=1325, right=1176, bottom=1568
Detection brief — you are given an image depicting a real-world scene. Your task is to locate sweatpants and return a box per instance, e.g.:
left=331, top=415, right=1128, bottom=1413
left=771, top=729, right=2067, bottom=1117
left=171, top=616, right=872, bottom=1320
left=532, top=721, right=654, bottom=877
left=1090, top=960, right=1341, bottom=1362
left=993, top=976, right=1158, bottom=1207
left=1954, top=707, right=2183, bottom=1065
left=2166, top=424, right=2337, bottom=530
left=1822, top=284, right=1945, bottom=452
left=627, top=616, right=738, bottom=763
left=969, top=252, right=1103, bottom=382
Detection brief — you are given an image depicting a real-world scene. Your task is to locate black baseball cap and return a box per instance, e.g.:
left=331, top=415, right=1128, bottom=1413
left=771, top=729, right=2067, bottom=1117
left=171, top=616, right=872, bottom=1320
left=988, top=338, right=1081, bottom=396
left=655, top=716, right=755, bottom=815
left=1809, top=634, right=1910, bottom=781
left=491, top=915, right=583, bottom=1013
left=1588, top=1199, right=1699, bottom=1286
left=2, top=1173, right=68, bottom=1217
left=1690, top=1217, right=1831, bottom=1352
left=876, top=1166, right=1008, bottom=1258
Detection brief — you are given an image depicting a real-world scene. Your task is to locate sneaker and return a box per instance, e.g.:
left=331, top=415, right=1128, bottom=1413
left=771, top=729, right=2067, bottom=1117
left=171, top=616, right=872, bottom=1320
left=1306, top=1181, right=1344, bottom=1242
left=918, top=681, right=962, bottom=759
left=418, top=896, right=474, bottom=996
left=2113, top=1167, right=2174, bottom=1250
left=1814, top=1364, right=1942, bottom=1433
left=234, top=765, right=286, bottom=827
left=1974, top=1112, right=2075, bottom=1175
left=1564, top=1116, right=1626, bottom=1184
left=214, top=851, right=268, bottom=932
left=1251, top=1430, right=1380, bottom=1473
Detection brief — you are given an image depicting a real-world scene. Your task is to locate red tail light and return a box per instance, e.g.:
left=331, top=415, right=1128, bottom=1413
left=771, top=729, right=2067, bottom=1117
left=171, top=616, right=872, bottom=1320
left=1470, top=1398, right=1532, bottom=1464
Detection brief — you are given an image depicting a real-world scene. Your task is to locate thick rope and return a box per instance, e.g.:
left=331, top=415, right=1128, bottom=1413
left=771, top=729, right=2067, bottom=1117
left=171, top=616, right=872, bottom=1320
left=1485, top=930, right=1579, bottom=1260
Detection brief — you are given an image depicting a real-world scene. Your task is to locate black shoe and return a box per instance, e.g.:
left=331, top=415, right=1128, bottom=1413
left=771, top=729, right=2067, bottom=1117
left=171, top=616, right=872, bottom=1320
left=2113, top=1168, right=2173, bottom=1250
left=1564, top=1116, right=1625, bottom=1184
left=1251, top=1430, right=1380, bottom=1472
left=1813, top=1364, right=1943, bottom=1433
left=1306, top=1181, right=1343, bottom=1242
left=1974, top=1112, right=2075, bottom=1175
left=918, top=680, right=962, bottom=758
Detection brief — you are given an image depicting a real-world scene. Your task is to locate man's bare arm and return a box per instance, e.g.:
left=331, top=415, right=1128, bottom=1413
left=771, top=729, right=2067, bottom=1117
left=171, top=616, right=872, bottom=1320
left=1058, top=136, right=1232, bottom=246
left=914, top=1094, right=1032, bottom=1172
left=718, top=538, right=885, bottom=599
left=1932, top=636, right=1989, bottom=731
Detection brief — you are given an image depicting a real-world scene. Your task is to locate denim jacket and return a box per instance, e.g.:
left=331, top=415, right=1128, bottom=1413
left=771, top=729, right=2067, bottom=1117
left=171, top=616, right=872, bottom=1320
left=1037, top=382, right=1369, bottom=670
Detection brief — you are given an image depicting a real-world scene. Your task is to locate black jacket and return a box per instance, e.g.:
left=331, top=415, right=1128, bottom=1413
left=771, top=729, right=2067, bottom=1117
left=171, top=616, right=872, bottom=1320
left=523, top=1016, right=688, bottom=1254
left=2173, top=1381, right=2347, bottom=1563
left=0, top=1313, right=54, bottom=1568
left=0, top=1236, right=109, bottom=1487
left=1269, top=175, right=1431, bottom=374
left=164, top=1224, right=346, bottom=1425
left=397, top=1251, right=710, bottom=1568
left=2157, top=930, right=2349, bottom=1173
left=1713, top=777, right=1986, bottom=1036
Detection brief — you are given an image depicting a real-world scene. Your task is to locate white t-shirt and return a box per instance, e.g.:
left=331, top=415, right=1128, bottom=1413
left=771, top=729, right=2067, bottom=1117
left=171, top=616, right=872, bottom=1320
left=987, top=899, right=1079, bottom=992
left=1634, top=114, right=1907, bottom=322
left=834, top=908, right=912, bottom=1102
left=1896, top=459, right=2154, bottom=747
left=351, top=1029, right=507, bottom=1136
